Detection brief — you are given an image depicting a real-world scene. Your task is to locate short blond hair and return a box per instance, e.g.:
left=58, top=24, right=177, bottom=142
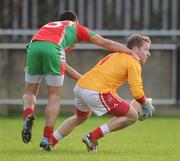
left=127, top=34, right=151, bottom=49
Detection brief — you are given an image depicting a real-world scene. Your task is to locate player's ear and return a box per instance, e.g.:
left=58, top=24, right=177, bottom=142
left=75, top=19, right=79, bottom=24
left=132, top=46, right=139, bottom=54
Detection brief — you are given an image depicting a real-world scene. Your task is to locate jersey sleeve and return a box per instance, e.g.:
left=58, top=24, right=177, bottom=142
left=76, top=24, right=95, bottom=42
left=127, top=59, right=145, bottom=101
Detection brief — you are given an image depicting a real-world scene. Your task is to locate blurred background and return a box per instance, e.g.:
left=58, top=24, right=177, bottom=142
left=0, top=0, right=180, bottom=115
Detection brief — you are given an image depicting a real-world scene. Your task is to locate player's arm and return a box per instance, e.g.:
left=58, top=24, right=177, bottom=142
left=128, top=61, right=154, bottom=120
left=90, top=34, right=140, bottom=61
left=65, top=63, right=82, bottom=81
left=76, top=24, right=139, bottom=61
left=128, top=60, right=145, bottom=102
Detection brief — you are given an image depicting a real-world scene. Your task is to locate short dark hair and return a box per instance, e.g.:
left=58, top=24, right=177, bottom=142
left=59, top=10, right=78, bottom=21
left=127, top=34, right=151, bottom=49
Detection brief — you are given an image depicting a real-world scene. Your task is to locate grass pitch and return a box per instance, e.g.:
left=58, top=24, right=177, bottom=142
left=0, top=114, right=179, bottom=161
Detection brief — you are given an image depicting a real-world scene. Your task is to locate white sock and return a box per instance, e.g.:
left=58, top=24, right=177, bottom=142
left=100, top=124, right=110, bottom=135
left=53, top=129, right=63, bottom=141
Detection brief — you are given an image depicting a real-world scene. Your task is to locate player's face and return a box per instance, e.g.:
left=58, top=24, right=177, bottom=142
left=138, top=42, right=151, bottom=64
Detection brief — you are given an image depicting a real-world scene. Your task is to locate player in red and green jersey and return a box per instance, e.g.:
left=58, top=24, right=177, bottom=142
left=51, top=34, right=155, bottom=152
left=21, top=10, right=139, bottom=151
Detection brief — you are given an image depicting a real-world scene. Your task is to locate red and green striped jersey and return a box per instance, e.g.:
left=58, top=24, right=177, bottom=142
left=32, top=21, right=94, bottom=53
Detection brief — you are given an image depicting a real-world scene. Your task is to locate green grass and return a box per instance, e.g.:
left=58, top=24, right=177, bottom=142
left=0, top=115, right=180, bottom=161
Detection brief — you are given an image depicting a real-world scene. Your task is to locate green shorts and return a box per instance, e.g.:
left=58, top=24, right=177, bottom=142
left=26, top=41, right=65, bottom=75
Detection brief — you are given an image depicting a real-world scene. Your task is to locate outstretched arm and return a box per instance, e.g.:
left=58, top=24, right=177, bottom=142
left=90, top=34, right=140, bottom=61
left=65, top=63, right=82, bottom=81
left=76, top=24, right=139, bottom=61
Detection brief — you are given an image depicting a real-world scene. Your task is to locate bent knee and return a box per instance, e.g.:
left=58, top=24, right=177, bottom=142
left=74, top=115, right=88, bottom=125
left=128, top=106, right=139, bottom=121
left=23, top=93, right=36, bottom=103
left=129, top=111, right=139, bottom=123
left=22, top=93, right=36, bottom=108
left=74, top=108, right=91, bottom=125
left=131, top=114, right=138, bottom=123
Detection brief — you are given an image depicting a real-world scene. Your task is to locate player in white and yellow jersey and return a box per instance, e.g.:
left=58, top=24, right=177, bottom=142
left=50, top=34, right=155, bottom=152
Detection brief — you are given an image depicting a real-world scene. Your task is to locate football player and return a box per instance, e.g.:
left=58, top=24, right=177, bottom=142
left=51, top=34, right=155, bottom=152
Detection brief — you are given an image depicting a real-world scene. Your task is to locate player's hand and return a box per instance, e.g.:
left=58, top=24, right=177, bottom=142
left=130, top=50, right=140, bottom=62
left=139, top=98, right=155, bottom=121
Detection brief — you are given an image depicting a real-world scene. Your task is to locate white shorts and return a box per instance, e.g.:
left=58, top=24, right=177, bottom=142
left=25, top=72, right=64, bottom=86
left=73, top=85, right=130, bottom=117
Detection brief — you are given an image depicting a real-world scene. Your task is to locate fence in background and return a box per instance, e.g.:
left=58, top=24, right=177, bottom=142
left=0, top=0, right=179, bottom=30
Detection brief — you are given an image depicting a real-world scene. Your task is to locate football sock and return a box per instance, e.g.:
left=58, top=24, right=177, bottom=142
left=90, top=127, right=104, bottom=141
left=51, top=135, right=58, bottom=145
left=43, top=126, right=54, bottom=141
left=91, top=124, right=110, bottom=141
left=51, top=130, right=63, bottom=145
left=100, top=124, right=110, bottom=135
left=23, top=108, right=34, bottom=120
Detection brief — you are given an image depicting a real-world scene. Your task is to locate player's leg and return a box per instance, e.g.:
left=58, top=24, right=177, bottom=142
left=88, top=101, right=138, bottom=141
left=33, top=42, right=64, bottom=151
left=22, top=77, right=41, bottom=143
left=22, top=41, right=42, bottom=143
left=82, top=93, right=138, bottom=152
left=39, top=76, right=64, bottom=151
left=105, top=104, right=138, bottom=131
left=51, top=107, right=91, bottom=146
left=51, top=88, right=92, bottom=146
left=39, top=85, right=62, bottom=151
left=69, top=86, right=108, bottom=152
